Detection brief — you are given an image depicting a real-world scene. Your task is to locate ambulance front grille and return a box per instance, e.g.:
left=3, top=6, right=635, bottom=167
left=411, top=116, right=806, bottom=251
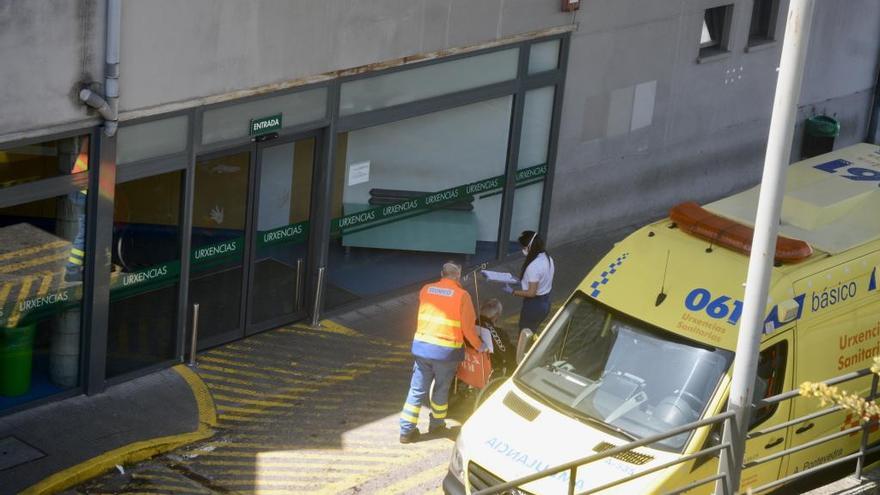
left=503, top=391, right=540, bottom=421
left=468, top=461, right=535, bottom=494
left=592, top=441, right=654, bottom=465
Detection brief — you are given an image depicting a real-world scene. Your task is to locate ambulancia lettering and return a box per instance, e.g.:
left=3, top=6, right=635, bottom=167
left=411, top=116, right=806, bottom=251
left=484, top=437, right=585, bottom=490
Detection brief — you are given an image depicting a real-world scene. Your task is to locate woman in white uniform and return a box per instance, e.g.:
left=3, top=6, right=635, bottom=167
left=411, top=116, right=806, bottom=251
left=504, top=230, right=555, bottom=335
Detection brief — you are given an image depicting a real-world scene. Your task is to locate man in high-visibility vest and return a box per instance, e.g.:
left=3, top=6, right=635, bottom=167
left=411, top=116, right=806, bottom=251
left=399, top=261, right=483, bottom=444
left=64, top=137, right=89, bottom=283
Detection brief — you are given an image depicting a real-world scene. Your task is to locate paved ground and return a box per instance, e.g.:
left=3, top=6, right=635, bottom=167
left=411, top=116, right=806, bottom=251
left=0, top=366, right=204, bottom=495
left=61, top=228, right=634, bottom=495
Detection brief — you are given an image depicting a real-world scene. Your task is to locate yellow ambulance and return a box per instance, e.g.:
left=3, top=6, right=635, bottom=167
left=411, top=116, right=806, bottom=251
left=444, top=143, right=880, bottom=494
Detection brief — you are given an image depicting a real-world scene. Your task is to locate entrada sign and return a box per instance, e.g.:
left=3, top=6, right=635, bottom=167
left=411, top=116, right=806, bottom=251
left=249, top=114, right=282, bottom=136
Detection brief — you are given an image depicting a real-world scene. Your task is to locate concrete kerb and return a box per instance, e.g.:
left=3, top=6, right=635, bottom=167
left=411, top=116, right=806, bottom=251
left=19, top=365, right=218, bottom=495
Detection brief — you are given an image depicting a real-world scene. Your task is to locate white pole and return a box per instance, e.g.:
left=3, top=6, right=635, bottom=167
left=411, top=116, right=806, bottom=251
left=717, top=1, right=816, bottom=494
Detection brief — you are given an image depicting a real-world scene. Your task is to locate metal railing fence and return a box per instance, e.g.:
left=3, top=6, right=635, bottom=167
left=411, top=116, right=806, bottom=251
left=471, top=366, right=880, bottom=495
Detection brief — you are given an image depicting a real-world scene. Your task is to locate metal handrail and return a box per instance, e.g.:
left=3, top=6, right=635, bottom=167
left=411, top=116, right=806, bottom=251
left=470, top=364, right=880, bottom=495
left=745, top=365, right=879, bottom=494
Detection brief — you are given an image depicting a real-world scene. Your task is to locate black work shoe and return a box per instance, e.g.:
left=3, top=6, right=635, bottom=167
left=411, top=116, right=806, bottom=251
left=399, top=430, right=420, bottom=444
left=428, top=424, right=447, bottom=435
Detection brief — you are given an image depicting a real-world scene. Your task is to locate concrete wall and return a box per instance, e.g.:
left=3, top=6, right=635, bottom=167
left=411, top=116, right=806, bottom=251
left=0, top=0, right=570, bottom=136
left=0, top=0, right=104, bottom=139
left=117, top=0, right=572, bottom=113
left=548, top=0, right=880, bottom=242
left=0, top=0, right=878, bottom=249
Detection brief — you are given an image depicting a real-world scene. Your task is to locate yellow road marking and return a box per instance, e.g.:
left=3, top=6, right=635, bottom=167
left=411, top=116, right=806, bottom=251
left=197, top=364, right=311, bottom=383
left=384, top=463, right=449, bottom=494
left=316, top=319, right=363, bottom=337
left=203, top=360, right=400, bottom=422
left=209, top=382, right=316, bottom=398
left=197, top=372, right=272, bottom=387
left=204, top=469, right=349, bottom=480
left=7, top=275, right=34, bottom=327
left=199, top=355, right=312, bottom=378
left=0, top=240, right=66, bottom=263
left=197, top=445, right=416, bottom=458
left=174, top=365, right=219, bottom=428
left=214, top=405, right=271, bottom=415
left=312, top=442, right=451, bottom=494
left=210, top=478, right=315, bottom=489
left=37, top=273, right=54, bottom=295
left=129, top=473, right=210, bottom=493
left=0, top=252, right=66, bottom=274
left=196, top=452, right=401, bottom=464
left=212, top=394, right=305, bottom=408
left=195, top=460, right=378, bottom=470
left=0, top=282, right=12, bottom=314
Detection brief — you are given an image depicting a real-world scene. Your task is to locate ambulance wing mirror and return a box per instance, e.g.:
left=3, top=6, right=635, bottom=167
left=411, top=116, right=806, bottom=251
left=516, top=328, right=537, bottom=364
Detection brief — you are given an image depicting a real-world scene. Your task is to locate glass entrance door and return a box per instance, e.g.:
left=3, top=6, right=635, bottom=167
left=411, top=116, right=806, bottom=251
left=246, top=138, right=314, bottom=333
left=189, top=135, right=315, bottom=349
left=189, top=150, right=251, bottom=348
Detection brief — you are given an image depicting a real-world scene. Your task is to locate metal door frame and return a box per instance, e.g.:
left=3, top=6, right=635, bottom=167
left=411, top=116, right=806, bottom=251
left=245, top=129, right=321, bottom=335
left=190, top=129, right=321, bottom=348
left=189, top=143, right=254, bottom=349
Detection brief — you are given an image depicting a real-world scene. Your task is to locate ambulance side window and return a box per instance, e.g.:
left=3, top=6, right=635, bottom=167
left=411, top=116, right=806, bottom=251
left=750, top=341, right=788, bottom=428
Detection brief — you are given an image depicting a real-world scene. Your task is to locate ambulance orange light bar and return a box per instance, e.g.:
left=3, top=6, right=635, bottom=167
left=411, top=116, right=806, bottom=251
left=669, top=202, right=813, bottom=263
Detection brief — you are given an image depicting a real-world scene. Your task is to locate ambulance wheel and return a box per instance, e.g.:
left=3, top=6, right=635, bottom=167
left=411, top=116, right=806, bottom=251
left=474, top=377, right=506, bottom=412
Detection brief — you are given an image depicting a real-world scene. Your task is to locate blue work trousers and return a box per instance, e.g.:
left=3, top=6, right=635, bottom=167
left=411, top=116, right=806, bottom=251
left=65, top=192, right=87, bottom=279
left=399, top=357, right=459, bottom=434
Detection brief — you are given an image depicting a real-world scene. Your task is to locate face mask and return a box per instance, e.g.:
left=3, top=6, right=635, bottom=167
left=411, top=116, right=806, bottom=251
left=522, top=232, right=537, bottom=257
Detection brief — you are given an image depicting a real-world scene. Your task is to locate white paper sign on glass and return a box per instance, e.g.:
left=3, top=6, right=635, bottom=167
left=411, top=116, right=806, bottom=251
left=348, top=161, right=371, bottom=186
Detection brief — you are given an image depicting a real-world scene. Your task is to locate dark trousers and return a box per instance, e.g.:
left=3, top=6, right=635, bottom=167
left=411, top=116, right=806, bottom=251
left=519, top=293, right=550, bottom=334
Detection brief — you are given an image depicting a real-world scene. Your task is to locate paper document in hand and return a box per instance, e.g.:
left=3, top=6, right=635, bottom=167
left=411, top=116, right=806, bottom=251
left=477, top=326, right=494, bottom=353
left=481, top=270, right=519, bottom=284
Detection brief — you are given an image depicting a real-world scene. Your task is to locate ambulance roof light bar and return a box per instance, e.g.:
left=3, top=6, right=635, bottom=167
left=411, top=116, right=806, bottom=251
left=669, top=202, right=813, bottom=264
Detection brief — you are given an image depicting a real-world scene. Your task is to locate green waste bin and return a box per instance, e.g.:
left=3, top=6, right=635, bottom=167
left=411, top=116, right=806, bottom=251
left=802, top=115, right=840, bottom=159
left=0, top=324, right=36, bottom=396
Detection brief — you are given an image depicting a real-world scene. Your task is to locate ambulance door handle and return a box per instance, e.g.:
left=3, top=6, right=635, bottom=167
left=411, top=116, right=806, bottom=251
left=795, top=422, right=814, bottom=434
left=764, top=437, right=783, bottom=449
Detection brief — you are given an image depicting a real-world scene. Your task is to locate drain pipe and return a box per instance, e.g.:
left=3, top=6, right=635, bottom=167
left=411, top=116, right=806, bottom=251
left=80, top=0, right=120, bottom=137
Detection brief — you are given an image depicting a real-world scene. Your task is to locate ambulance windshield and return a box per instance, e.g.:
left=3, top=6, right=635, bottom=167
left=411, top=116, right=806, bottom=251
left=515, top=292, right=733, bottom=452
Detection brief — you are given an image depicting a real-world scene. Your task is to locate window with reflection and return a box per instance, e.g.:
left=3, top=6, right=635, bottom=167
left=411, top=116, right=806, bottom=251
left=0, top=192, right=88, bottom=411
left=107, top=171, right=183, bottom=377
left=510, top=87, right=555, bottom=253
left=326, top=97, right=513, bottom=309
left=0, top=135, right=90, bottom=189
